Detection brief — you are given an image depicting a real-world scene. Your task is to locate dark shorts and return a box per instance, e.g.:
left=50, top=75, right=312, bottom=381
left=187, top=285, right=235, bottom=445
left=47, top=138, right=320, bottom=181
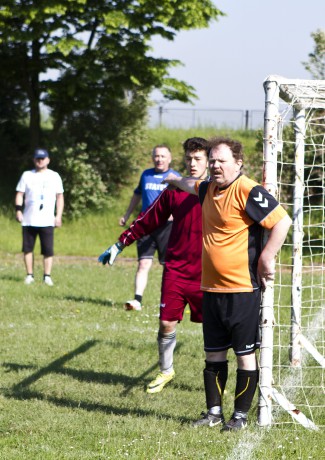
left=22, top=226, right=54, bottom=257
left=203, top=290, right=261, bottom=356
left=160, top=277, right=203, bottom=323
left=136, top=221, right=172, bottom=264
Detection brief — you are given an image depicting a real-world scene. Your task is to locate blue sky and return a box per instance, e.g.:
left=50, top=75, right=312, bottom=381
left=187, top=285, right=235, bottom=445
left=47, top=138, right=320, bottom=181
left=150, top=0, right=324, bottom=111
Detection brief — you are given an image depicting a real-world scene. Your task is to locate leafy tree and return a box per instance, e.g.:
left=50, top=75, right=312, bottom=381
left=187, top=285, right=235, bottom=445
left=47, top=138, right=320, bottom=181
left=0, top=0, right=223, bottom=149
left=302, top=29, right=325, bottom=80
left=0, top=0, right=223, bottom=215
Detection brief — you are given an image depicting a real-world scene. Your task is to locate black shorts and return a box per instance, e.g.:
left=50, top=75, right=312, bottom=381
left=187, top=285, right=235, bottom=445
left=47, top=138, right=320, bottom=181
left=136, top=221, right=172, bottom=264
left=22, top=226, right=54, bottom=257
left=203, top=290, right=261, bottom=356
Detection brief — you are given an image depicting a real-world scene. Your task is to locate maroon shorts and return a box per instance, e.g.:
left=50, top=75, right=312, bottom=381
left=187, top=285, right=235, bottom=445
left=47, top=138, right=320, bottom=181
left=160, top=277, right=203, bottom=323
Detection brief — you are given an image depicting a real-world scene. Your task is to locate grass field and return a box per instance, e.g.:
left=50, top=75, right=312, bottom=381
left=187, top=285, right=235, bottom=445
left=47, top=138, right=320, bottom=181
left=0, top=127, right=323, bottom=458
left=0, top=251, right=324, bottom=459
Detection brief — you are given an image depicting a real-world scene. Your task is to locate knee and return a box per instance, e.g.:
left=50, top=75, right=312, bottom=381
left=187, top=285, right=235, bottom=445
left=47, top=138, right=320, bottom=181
left=138, top=258, right=152, bottom=272
left=237, top=352, right=257, bottom=370
left=205, top=351, right=228, bottom=362
left=159, top=321, right=176, bottom=335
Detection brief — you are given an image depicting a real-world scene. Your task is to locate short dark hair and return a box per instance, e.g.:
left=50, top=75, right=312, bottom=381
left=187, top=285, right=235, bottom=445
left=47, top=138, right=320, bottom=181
left=152, top=144, right=171, bottom=156
left=207, top=137, right=243, bottom=163
left=183, top=137, right=208, bottom=154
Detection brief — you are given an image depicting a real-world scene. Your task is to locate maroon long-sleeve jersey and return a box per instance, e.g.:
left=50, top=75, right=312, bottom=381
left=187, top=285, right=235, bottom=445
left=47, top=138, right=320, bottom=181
left=119, top=188, right=202, bottom=283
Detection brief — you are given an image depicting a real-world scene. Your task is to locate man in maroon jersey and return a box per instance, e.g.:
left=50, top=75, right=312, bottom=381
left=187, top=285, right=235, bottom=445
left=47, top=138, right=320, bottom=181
left=98, top=137, right=208, bottom=393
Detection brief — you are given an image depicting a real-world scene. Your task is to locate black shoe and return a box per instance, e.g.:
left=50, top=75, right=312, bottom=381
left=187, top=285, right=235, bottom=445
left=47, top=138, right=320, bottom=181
left=221, top=413, right=247, bottom=431
left=193, top=411, right=225, bottom=427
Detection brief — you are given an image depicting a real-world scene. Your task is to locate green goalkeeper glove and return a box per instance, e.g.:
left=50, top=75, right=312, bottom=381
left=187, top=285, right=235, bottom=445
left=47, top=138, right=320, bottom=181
left=98, top=242, right=124, bottom=266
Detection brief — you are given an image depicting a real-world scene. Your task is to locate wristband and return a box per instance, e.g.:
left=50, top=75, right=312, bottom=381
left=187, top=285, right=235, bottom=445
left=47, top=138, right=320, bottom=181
left=15, top=205, right=23, bottom=212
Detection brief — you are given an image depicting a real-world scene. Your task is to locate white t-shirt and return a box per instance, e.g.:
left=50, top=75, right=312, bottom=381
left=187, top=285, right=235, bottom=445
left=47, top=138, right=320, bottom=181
left=16, top=169, right=64, bottom=227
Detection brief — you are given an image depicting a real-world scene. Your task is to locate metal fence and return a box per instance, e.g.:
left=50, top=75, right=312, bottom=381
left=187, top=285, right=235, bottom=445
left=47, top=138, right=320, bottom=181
left=148, top=106, right=264, bottom=130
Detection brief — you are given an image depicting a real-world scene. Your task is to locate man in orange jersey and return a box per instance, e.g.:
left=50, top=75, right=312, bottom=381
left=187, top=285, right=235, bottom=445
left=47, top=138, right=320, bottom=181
left=163, top=137, right=291, bottom=431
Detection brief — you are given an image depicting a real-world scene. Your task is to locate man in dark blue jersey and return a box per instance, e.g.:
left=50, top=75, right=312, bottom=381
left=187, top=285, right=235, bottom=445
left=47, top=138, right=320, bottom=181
left=119, top=145, right=180, bottom=311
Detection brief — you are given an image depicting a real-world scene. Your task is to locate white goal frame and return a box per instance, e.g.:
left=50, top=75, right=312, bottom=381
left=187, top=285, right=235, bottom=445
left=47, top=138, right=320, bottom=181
left=258, top=75, right=325, bottom=430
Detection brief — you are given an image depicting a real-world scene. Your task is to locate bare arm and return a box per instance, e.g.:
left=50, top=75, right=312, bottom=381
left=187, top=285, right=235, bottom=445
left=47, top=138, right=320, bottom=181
left=15, top=191, right=24, bottom=223
left=162, top=173, right=197, bottom=195
left=258, top=214, right=292, bottom=288
left=119, top=193, right=141, bottom=226
left=55, top=193, right=64, bottom=227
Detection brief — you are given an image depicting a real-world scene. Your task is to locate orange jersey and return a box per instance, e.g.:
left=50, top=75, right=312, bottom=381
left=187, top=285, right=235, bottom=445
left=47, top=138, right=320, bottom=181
left=195, top=175, right=288, bottom=293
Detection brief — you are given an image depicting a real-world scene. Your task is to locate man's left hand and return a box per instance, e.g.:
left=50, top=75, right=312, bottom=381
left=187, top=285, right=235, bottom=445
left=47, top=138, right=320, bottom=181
left=98, top=242, right=124, bottom=266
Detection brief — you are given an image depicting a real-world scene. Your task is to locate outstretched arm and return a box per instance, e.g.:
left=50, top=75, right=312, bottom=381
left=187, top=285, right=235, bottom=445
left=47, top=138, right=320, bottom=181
left=162, top=173, right=197, bottom=195
left=99, top=188, right=173, bottom=266
left=119, top=188, right=172, bottom=246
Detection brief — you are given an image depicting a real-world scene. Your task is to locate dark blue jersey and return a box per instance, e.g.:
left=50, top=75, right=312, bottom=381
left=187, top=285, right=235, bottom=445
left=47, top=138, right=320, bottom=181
left=134, top=168, right=180, bottom=211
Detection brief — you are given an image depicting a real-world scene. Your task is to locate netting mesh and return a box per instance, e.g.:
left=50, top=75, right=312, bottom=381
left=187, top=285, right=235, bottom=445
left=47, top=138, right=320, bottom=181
left=263, top=79, right=324, bottom=428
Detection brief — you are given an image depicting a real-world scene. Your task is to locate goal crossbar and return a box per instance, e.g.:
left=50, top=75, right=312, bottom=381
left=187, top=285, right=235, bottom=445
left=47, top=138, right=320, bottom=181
left=265, top=75, right=325, bottom=109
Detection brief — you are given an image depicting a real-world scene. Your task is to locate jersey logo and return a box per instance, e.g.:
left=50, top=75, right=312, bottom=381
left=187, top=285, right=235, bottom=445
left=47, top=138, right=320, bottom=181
left=253, top=192, right=268, bottom=208
left=145, top=183, right=167, bottom=191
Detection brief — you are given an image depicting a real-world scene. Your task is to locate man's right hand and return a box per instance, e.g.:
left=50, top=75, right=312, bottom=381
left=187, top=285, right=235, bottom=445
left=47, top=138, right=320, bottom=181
left=16, top=211, right=23, bottom=223
left=119, top=216, right=127, bottom=226
left=98, top=242, right=124, bottom=266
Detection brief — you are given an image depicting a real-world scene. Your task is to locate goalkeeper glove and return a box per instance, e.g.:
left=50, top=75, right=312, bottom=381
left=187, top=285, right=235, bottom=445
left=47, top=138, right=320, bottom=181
left=98, top=242, right=124, bottom=266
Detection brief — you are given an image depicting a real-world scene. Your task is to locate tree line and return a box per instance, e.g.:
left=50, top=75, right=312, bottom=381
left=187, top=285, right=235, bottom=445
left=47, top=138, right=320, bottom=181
left=0, top=1, right=323, bottom=216
left=0, top=0, right=223, bottom=215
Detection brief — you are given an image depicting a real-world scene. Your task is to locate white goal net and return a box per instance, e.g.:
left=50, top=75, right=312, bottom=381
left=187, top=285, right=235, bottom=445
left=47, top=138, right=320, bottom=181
left=258, top=75, right=325, bottom=430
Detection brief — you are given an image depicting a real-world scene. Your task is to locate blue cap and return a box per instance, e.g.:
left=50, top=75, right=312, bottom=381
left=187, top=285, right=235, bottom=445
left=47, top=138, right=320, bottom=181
left=34, top=149, right=49, bottom=159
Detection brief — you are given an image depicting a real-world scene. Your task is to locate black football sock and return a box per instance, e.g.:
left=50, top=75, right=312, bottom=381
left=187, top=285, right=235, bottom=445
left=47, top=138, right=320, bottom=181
left=135, top=294, right=142, bottom=303
left=234, top=369, right=259, bottom=414
left=203, top=360, right=228, bottom=410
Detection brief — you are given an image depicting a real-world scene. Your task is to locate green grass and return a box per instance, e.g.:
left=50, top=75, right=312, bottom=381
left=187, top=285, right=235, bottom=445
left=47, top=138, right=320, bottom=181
left=0, top=127, right=323, bottom=458
left=0, top=253, right=324, bottom=459
left=0, top=186, right=138, bottom=258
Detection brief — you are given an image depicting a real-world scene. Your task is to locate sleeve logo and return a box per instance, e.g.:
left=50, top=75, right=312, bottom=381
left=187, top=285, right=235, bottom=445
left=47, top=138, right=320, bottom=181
left=253, top=192, right=268, bottom=208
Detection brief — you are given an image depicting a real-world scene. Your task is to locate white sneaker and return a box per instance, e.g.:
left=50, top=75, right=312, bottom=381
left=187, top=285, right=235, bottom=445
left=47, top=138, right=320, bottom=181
left=124, top=299, right=142, bottom=311
left=24, top=274, right=35, bottom=285
left=43, top=276, right=54, bottom=286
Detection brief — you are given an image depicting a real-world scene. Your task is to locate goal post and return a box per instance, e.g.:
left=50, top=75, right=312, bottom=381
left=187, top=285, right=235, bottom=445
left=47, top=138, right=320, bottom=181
left=258, top=75, right=325, bottom=429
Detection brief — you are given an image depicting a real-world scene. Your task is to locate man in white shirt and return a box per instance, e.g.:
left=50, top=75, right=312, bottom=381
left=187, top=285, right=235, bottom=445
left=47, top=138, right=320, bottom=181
left=15, top=148, right=64, bottom=285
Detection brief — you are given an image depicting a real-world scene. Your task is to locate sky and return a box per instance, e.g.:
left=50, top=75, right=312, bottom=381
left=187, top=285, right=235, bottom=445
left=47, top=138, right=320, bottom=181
left=150, top=0, right=324, bottom=111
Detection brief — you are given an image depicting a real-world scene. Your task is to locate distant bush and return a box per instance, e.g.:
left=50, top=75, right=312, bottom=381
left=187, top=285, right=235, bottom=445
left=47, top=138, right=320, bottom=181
left=51, top=144, right=108, bottom=219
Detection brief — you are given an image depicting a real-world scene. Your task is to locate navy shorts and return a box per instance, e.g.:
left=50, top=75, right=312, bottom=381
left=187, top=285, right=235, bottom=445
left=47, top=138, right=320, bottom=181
left=160, top=277, right=203, bottom=323
left=136, top=221, right=172, bottom=264
left=203, top=290, right=261, bottom=356
left=22, top=226, right=54, bottom=257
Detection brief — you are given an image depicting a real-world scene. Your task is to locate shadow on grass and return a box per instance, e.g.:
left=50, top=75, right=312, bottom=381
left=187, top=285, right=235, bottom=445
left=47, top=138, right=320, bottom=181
left=63, top=295, right=115, bottom=308
left=4, top=387, right=193, bottom=423
left=2, top=339, right=196, bottom=424
left=0, top=273, right=22, bottom=283
left=3, top=362, right=37, bottom=372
